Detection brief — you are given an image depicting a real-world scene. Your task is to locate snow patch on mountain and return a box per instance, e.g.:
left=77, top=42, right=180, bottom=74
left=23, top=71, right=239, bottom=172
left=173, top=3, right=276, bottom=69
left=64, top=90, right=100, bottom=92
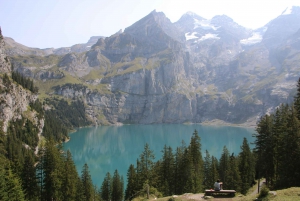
left=240, top=27, right=267, bottom=46
left=198, top=33, right=220, bottom=41
left=194, top=19, right=218, bottom=30
left=240, top=32, right=263, bottom=45
left=185, top=32, right=199, bottom=40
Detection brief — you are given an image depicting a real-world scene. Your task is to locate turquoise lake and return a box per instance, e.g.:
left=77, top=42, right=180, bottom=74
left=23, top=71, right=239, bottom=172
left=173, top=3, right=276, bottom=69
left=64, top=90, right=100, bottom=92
left=63, top=124, right=256, bottom=188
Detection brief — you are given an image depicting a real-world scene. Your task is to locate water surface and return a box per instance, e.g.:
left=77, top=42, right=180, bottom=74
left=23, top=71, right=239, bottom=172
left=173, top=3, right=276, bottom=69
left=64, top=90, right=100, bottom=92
left=63, top=124, right=255, bottom=187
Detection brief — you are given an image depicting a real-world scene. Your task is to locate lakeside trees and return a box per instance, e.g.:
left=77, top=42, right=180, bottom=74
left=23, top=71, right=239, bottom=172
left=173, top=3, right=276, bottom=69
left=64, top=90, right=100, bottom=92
left=254, top=78, right=300, bottom=189
left=2, top=68, right=300, bottom=199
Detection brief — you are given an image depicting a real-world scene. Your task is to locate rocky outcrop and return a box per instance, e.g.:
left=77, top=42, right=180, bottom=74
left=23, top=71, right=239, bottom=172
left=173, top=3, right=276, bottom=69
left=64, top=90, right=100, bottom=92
left=5, top=8, right=300, bottom=126
left=0, top=28, right=11, bottom=74
left=0, top=28, right=38, bottom=131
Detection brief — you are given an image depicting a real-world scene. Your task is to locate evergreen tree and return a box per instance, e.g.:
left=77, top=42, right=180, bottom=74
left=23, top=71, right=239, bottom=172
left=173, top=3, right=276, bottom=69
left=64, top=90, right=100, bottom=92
left=188, top=130, right=204, bottom=193
left=111, top=170, right=124, bottom=201
left=42, top=139, right=64, bottom=201
left=159, top=145, right=175, bottom=196
left=278, top=105, right=300, bottom=187
left=81, top=163, right=93, bottom=201
left=254, top=115, right=275, bottom=186
left=226, top=154, right=241, bottom=192
left=294, top=77, right=300, bottom=119
left=62, top=150, right=78, bottom=201
left=173, top=141, right=186, bottom=195
left=210, top=156, right=219, bottom=187
left=138, top=143, right=155, bottom=186
left=5, top=168, right=26, bottom=201
left=21, top=154, right=39, bottom=201
left=75, top=177, right=85, bottom=201
left=219, top=146, right=230, bottom=189
left=125, top=164, right=137, bottom=200
left=203, top=150, right=212, bottom=189
left=239, top=138, right=255, bottom=194
left=101, top=172, right=112, bottom=201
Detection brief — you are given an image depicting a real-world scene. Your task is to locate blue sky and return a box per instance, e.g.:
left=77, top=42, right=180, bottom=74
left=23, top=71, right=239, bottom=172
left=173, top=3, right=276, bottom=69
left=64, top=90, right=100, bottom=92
left=1, top=0, right=300, bottom=49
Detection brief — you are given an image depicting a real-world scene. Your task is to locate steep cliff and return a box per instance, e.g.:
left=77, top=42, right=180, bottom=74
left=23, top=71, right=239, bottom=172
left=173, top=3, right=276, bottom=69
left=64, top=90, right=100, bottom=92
left=5, top=8, right=300, bottom=126
left=0, top=27, right=40, bottom=132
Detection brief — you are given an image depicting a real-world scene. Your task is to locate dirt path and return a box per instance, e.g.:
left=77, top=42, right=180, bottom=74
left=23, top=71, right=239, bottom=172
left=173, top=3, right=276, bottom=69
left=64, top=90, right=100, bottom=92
left=251, top=179, right=265, bottom=195
left=179, top=193, right=234, bottom=201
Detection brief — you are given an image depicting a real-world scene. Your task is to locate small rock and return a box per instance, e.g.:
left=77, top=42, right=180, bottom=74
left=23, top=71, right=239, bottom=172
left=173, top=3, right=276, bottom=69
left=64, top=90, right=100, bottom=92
left=268, top=191, right=277, bottom=196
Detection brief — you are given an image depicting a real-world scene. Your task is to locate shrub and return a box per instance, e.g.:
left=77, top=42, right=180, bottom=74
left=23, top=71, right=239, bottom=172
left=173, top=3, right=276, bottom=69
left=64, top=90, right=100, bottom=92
left=258, top=186, right=269, bottom=198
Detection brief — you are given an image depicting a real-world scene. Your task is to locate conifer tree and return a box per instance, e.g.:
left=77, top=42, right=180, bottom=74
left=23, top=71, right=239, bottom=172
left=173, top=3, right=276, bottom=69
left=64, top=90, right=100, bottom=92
left=239, top=138, right=255, bottom=194
left=254, top=115, right=275, bottom=186
left=174, top=141, right=186, bottom=195
left=6, top=168, right=26, bottom=201
left=294, top=77, right=300, bottom=119
left=188, top=130, right=204, bottom=192
left=125, top=164, right=137, bottom=201
left=138, top=143, right=155, bottom=186
left=101, top=172, right=112, bottom=201
left=203, top=150, right=212, bottom=189
left=159, top=145, right=175, bottom=196
left=219, top=146, right=230, bottom=189
left=63, top=150, right=79, bottom=201
left=81, top=163, right=94, bottom=201
left=210, top=156, right=219, bottom=187
left=42, top=139, right=64, bottom=200
left=21, top=154, right=38, bottom=201
left=226, top=154, right=241, bottom=192
left=278, top=105, right=300, bottom=187
left=111, top=170, right=124, bottom=201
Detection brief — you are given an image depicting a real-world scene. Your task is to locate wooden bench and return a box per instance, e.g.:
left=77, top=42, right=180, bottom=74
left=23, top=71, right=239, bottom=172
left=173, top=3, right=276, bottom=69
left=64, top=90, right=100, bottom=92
left=205, top=189, right=236, bottom=196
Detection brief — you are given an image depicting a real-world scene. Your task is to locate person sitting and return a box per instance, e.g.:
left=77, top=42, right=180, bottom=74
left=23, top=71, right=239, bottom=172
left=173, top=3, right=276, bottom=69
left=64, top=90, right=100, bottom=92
left=214, top=179, right=222, bottom=191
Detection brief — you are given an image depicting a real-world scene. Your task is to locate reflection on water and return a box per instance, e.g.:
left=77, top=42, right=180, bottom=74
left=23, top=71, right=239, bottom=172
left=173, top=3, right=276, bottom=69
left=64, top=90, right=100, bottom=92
left=63, top=124, right=255, bottom=187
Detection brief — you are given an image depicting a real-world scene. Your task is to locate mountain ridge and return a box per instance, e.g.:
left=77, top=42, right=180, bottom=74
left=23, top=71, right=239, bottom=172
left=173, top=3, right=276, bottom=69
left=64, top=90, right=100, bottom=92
left=3, top=7, right=300, bottom=126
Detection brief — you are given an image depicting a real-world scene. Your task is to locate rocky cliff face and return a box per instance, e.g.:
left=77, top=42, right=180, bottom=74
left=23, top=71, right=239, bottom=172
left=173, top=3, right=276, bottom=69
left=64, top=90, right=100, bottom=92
left=5, top=8, right=300, bottom=126
left=0, top=28, right=38, bottom=132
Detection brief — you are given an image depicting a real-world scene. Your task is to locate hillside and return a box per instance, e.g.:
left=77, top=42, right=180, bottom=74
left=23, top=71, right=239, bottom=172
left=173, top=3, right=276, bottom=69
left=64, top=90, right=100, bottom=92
left=4, top=7, right=300, bottom=126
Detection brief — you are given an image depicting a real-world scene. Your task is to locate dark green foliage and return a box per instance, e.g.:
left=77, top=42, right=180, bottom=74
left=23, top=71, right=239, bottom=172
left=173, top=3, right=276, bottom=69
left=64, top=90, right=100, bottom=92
left=11, top=70, right=38, bottom=93
left=81, top=163, right=94, bottom=201
left=159, top=145, right=175, bottom=196
left=4, top=168, right=26, bottom=201
left=30, top=99, right=44, bottom=119
left=219, top=146, right=230, bottom=188
left=62, top=150, right=79, bottom=201
left=101, top=172, right=112, bottom=201
left=53, top=83, right=88, bottom=92
left=137, top=143, right=155, bottom=187
left=188, top=130, right=204, bottom=193
left=239, top=138, right=255, bottom=194
left=42, top=139, right=64, bottom=200
left=254, top=77, right=300, bottom=189
left=111, top=170, right=124, bottom=201
left=21, top=154, right=39, bottom=201
left=258, top=186, right=269, bottom=198
left=125, top=164, right=137, bottom=200
left=226, top=154, right=241, bottom=192
left=203, top=150, right=213, bottom=189
left=43, top=98, right=91, bottom=141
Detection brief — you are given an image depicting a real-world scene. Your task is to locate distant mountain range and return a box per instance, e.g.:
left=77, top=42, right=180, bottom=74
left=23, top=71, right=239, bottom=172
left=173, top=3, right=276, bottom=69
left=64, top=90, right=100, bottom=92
left=3, top=6, right=300, bottom=126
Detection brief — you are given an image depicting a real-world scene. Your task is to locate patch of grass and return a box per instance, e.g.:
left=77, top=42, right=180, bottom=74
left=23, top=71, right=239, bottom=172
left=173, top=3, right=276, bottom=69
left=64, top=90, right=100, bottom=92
left=10, top=54, right=62, bottom=68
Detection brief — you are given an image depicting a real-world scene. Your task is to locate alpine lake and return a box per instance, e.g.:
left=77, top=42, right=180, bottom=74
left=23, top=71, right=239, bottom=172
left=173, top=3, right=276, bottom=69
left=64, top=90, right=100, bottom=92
left=63, top=124, right=256, bottom=187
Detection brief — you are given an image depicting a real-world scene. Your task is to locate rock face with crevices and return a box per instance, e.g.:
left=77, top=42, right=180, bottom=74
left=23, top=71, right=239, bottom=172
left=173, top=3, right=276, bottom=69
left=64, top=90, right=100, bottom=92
left=4, top=8, right=300, bottom=126
left=0, top=28, right=38, bottom=132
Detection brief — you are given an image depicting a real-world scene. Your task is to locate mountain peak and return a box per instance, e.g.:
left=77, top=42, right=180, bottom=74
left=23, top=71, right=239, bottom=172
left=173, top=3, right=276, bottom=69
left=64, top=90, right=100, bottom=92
left=281, top=6, right=300, bottom=15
